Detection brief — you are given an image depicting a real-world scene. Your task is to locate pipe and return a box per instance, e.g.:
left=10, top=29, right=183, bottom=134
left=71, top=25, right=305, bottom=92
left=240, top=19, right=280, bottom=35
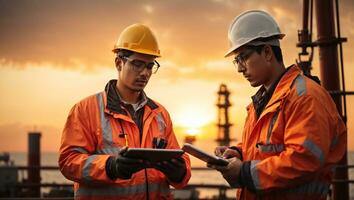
left=28, top=132, right=41, bottom=197
left=335, top=0, right=348, bottom=124
left=314, top=0, right=348, bottom=199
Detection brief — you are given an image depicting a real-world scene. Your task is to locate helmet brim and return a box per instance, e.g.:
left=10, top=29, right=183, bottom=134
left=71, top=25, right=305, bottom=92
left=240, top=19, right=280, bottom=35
left=224, top=33, right=285, bottom=58
left=112, top=47, right=161, bottom=57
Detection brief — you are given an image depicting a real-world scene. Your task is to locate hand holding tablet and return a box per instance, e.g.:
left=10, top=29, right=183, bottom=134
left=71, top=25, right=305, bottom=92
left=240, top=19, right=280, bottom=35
left=122, top=148, right=184, bottom=163
left=121, top=147, right=187, bottom=182
left=122, top=144, right=229, bottom=167
left=182, top=143, right=229, bottom=166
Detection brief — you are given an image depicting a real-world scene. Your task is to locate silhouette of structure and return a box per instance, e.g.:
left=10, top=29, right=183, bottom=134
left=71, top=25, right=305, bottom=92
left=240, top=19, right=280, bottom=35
left=216, top=84, right=233, bottom=146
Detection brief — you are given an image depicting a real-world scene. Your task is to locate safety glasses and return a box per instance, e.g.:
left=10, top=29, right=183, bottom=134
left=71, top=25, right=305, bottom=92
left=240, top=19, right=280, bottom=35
left=120, top=56, right=160, bottom=74
left=232, top=48, right=256, bottom=68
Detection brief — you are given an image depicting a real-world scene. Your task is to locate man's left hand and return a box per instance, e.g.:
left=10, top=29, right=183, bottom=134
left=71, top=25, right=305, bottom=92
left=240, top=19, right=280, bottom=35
left=207, top=157, right=242, bottom=187
left=153, top=157, right=186, bottom=183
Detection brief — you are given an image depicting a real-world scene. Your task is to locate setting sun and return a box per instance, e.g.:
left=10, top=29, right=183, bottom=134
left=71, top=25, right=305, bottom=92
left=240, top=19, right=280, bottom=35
left=172, top=105, right=216, bottom=139
left=185, top=127, right=200, bottom=136
left=176, top=110, right=213, bottom=129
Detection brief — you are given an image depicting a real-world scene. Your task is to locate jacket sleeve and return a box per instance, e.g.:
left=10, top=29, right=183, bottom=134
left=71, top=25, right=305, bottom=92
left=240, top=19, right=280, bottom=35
left=162, top=110, right=191, bottom=189
left=58, top=102, right=113, bottom=185
left=240, top=94, right=346, bottom=193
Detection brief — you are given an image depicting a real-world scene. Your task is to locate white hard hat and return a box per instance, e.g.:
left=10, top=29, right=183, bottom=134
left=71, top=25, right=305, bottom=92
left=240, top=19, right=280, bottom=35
left=225, top=10, right=285, bottom=57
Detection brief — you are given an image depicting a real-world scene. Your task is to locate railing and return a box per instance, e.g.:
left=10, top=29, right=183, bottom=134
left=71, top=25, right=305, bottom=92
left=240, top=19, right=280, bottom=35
left=1, top=165, right=353, bottom=199
left=0, top=166, right=235, bottom=200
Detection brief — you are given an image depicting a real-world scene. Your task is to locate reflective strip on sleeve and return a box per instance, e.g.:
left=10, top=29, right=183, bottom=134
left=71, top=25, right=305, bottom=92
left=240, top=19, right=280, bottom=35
left=72, top=147, right=89, bottom=154
left=257, top=144, right=285, bottom=153
left=266, top=111, right=279, bottom=144
left=96, top=147, right=121, bottom=155
left=97, top=93, right=114, bottom=148
left=303, top=139, right=325, bottom=165
left=156, top=113, right=166, bottom=134
left=294, top=75, right=306, bottom=96
left=250, top=160, right=261, bottom=190
left=75, top=182, right=170, bottom=197
left=283, top=181, right=329, bottom=197
left=82, top=155, right=97, bottom=182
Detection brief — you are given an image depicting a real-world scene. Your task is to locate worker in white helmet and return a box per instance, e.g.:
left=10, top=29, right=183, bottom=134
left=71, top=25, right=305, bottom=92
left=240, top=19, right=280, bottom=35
left=59, top=24, right=191, bottom=199
left=208, top=10, right=346, bottom=200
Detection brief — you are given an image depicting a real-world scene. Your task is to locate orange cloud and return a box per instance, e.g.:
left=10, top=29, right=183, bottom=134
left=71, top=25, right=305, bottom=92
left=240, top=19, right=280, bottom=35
left=0, top=0, right=351, bottom=69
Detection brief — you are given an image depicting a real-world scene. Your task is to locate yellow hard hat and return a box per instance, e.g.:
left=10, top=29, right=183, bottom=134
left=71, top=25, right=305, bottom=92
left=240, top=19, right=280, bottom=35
left=113, top=23, right=161, bottom=57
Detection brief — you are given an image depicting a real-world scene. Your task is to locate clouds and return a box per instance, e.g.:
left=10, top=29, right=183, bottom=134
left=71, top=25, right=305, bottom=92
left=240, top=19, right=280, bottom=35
left=1, top=0, right=117, bottom=67
left=1, top=0, right=353, bottom=71
left=0, top=1, right=300, bottom=68
left=1, top=0, right=353, bottom=94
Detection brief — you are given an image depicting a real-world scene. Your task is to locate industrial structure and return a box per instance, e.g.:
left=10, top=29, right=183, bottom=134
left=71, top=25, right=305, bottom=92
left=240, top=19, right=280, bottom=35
left=216, top=84, right=234, bottom=147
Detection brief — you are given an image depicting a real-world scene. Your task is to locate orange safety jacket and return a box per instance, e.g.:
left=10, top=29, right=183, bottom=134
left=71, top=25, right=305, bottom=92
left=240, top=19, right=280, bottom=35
left=59, top=80, right=191, bottom=200
left=234, top=65, right=346, bottom=200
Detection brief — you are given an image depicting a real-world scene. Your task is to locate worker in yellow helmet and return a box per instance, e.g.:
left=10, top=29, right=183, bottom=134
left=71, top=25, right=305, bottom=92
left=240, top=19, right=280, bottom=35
left=208, top=10, right=346, bottom=200
left=59, top=23, right=191, bottom=200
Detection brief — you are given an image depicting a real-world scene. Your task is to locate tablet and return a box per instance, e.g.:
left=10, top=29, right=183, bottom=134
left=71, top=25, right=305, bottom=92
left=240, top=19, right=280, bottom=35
left=182, top=143, right=229, bottom=166
left=122, top=148, right=184, bottom=163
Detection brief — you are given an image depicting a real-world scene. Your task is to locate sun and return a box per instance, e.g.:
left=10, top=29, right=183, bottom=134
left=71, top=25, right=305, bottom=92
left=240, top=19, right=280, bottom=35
left=172, top=107, right=215, bottom=139
left=185, top=127, right=200, bottom=136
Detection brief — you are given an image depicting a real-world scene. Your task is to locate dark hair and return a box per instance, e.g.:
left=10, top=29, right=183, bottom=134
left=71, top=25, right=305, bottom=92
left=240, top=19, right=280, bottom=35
left=116, top=49, right=134, bottom=58
left=245, top=37, right=284, bottom=63
left=246, top=45, right=283, bottom=63
left=270, top=46, right=283, bottom=63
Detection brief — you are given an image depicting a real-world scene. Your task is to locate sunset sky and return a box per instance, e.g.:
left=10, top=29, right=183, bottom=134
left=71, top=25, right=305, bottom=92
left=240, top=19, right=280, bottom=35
left=0, top=0, right=353, bottom=152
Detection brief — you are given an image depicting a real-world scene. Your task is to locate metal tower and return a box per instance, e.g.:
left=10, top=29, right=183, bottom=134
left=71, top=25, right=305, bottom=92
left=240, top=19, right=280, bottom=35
left=216, top=84, right=233, bottom=146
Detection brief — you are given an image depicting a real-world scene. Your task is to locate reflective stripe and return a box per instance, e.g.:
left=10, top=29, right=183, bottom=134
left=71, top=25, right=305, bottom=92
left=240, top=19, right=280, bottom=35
left=72, top=147, right=89, bottom=154
left=303, top=139, right=325, bottom=165
left=97, top=93, right=114, bottom=150
left=96, top=147, right=121, bottom=155
left=284, top=181, right=329, bottom=197
left=250, top=160, right=261, bottom=190
left=82, top=155, right=97, bottom=182
left=257, top=144, right=284, bottom=153
left=294, top=75, right=306, bottom=96
left=266, top=111, right=279, bottom=144
left=156, top=113, right=166, bottom=134
left=76, top=182, right=170, bottom=197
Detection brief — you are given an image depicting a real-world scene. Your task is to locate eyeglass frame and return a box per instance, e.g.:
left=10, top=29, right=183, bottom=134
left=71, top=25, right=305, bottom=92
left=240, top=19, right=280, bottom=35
left=232, top=48, right=257, bottom=69
left=119, top=55, right=160, bottom=74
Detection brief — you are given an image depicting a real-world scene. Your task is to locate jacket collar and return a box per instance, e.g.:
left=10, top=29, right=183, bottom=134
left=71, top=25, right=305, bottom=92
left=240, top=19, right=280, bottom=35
left=266, top=64, right=302, bottom=107
left=251, top=66, right=289, bottom=118
left=247, top=65, right=302, bottom=112
left=104, top=79, right=158, bottom=116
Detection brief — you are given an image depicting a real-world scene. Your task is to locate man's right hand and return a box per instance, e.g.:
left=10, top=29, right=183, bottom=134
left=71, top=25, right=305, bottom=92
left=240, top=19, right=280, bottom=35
left=214, top=146, right=241, bottom=159
left=106, top=146, right=147, bottom=180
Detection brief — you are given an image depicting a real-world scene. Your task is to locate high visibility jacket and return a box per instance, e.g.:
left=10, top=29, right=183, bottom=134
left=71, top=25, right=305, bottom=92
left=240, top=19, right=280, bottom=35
left=59, top=82, right=191, bottom=200
left=235, top=65, right=346, bottom=200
